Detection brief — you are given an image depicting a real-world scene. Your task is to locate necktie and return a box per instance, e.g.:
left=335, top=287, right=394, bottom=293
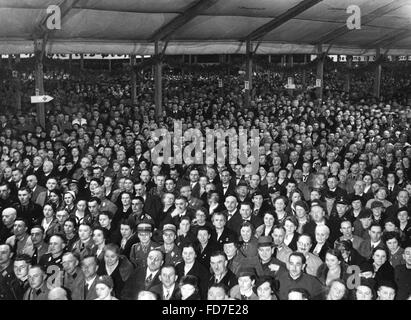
left=145, top=273, right=153, bottom=286
left=32, top=247, right=38, bottom=264
left=273, top=247, right=278, bottom=258
left=164, top=290, right=170, bottom=300
left=84, top=283, right=89, bottom=298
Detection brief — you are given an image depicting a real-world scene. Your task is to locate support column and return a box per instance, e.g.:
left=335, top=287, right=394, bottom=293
left=69, top=54, right=72, bottom=70
left=34, top=39, right=45, bottom=129
left=316, top=45, right=324, bottom=101
left=289, top=55, right=294, bottom=68
left=108, top=58, right=112, bottom=72
left=245, top=40, right=253, bottom=107
left=193, top=55, right=198, bottom=64
left=302, top=54, right=307, bottom=89
left=80, top=54, right=84, bottom=70
left=346, top=55, right=353, bottom=93
left=154, top=41, right=163, bottom=118
left=130, top=54, right=137, bottom=105
left=374, top=48, right=382, bottom=99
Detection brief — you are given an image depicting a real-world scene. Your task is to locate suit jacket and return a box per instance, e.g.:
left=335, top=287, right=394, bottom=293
left=63, top=267, right=85, bottom=300
left=35, top=191, right=49, bottom=207
left=211, top=227, right=236, bottom=250
left=149, top=283, right=179, bottom=300
left=121, top=267, right=161, bottom=300
left=143, top=194, right=162, bottom=228
left=175, top=260, right=210, bottom=299
left=23, top=283, right=50, bottom=300
left=82, top=276, right=99, bottom=300
left=208, top=269, right=238, bottom=291
left=216, top=181, right=237, bottom=200
left=226, top=212, right=263, bottom=236
left=191, top=182, right=201, bottom=199
left=358, top=240, right=386, bottom=260
left=30, top=185, right=46, bottom=203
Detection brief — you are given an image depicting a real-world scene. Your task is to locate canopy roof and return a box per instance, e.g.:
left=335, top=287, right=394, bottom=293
left=2, top=0, right=411, bottom=55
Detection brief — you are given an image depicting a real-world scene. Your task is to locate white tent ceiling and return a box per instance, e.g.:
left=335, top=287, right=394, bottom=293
left=1, top=0, right=411, bottom=55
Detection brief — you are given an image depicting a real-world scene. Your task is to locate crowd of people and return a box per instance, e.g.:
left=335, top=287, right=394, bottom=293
left=0, top=58, right=411, bottom=301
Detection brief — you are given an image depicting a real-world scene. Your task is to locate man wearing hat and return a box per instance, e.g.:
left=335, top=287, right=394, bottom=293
left=386, top=190, right=411, bottom=219
left=229, top=266, right=258, bottom=300
left=256, top=236, right=286, bottom=279
left=370, top=200, right=386, bottom=227
left=339, top=220, right=364, bottom=251
left=353, top=208, right=373, bottom=241
left=155, top=224, right=182, bottom=266
left=129, top=222, right=158, bottom=269
left=328, top=196, right=353, bottom=243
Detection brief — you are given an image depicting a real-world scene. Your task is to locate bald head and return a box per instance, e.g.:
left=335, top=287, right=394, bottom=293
left=48, top=287, right=68, bottom=300
left=26, top=175, right=38, bottom=189
left=2, top=208, right=17, bottom=227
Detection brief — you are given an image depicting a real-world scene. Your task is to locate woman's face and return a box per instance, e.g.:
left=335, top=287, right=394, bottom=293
left=77, top=200, right=86, bottom=211
left=240, top=226, right=252, bottom=242
left=89, top=181, right=99, bottom=191
left=43, top=205, right=54, bottom=219
left=64, top=221, right=75, bottom=235
left=284, top=220, right=296, bottom=234
left=397, top=211, right=409, bottom=223
left=49, top=193, right=59, bottom=203
left=291, top=193, right=301, bottom=203
left=257, top=282, right=272, bottom=300
left=164, top=194, right=175, bottom=206
left=99, top=215, right=111, bottom=228
left=93, top=230, right=105, bottom=246
left=195, top=211, right=206, bottom=224
left=64, top=194, right=74, bottom=205
left=104, top=249, right=119, bottom=267
left=263, top=214, right=275, bottom=227
left=295, top=207, right=306, bottom=219
left=180, top=284, right=195, bottom=300
left=328, top=282, right=346, bottom=300
left=274, top=199, right=285, bottom=211
left=120, top=225, right=132, bottom=238
left=95, top=284, right=111, bottom=299
left=386, top=238, right=399, bottom=253
left=179, top=219, right=190, bottom=233
left=325, top=253, right=340, bottom=270
left=373, top=249, right=387, bottom=267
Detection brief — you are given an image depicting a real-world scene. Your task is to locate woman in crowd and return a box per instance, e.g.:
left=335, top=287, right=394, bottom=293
left=92, top=226, right=109, bottom=262
left=283, top=216, right=299, bottom=251
left=255, top=212, right=276, bottom=238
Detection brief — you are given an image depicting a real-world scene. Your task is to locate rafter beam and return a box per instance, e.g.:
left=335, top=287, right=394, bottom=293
left=366, top=29, right=411, bottom=49
left=316, top=0, right=409, bottom=45
left=150, top=0, right=218, bottom=42
left=244, top=0, right=323, bottom=41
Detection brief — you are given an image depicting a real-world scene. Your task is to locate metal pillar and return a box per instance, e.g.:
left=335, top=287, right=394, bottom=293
left=154, top=41, right=163, bottom=117
left=130, top=54, right=137, bottom=104
left=374, top=48, right=382, bottom=98
left=245, top=40, right=253, bottom=107
left=80, top=54, right=84, bottom=70
left=346, top=55, right=353, bottom=93
left=316, top=45, right=324, bottom=101
left=34, top=39, right=45, bottom=129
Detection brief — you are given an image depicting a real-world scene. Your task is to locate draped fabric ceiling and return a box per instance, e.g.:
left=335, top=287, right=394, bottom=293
left=2, top=0, right=411, bottom=55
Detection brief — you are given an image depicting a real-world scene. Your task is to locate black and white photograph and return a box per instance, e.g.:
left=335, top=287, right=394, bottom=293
left=0, top=0, right=411, bottom=306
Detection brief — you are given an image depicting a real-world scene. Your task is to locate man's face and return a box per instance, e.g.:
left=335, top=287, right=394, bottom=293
left=258, top=246, right=273, bottom=263
left=62, top=254, right=78, bottom=274
left=26, top=176, right=37, bottom=189
left=28, top=267, right=45, bottom=289
left=14, top=260, right=30, bottom=280
left=147, top=251, right=163, bottom=272
left=46, top=179, right=57, bottom=191
left=340, top=222, right=353, bottom=238
left=159, top=267, right=176, bottom=288
left=189, top=170, right=199, bottom=183
left=238, top=276, right=254, bottom=292
left=224, top=197, right=237, bottom=212
left=239, top=205, right=251, bottom=219
left=78, top=225, right=91, bottom=241
left=162, top=230, right=175, bottom=245
left=175, top=199, right=187, bottom=212
left=369, top=226, right=382, bottom=242
left=210, top=255, right=227, bottom=277
left=398, top=191, right=409, bottom=205
left=0, top=185, right=10, bottom=200
left=0, top=244, right=11, bottom=265
left=13, top=220, right=27, bottom=237
left=208, top=287, right=226, bottom=300
left=30, top=227, right=44, bottom=245
left=297, top=236, right=312, bottom=255
left=12, top=170, right=22, bottom=183
left=87, top=201, right=99, bottom=215
left=310, top=206, right=324, bottom=223
left=288, top=255, right=304, bottom=278
left=197, top=230, right=209, bottom=245
left=221, top=171, right=231, bottom=184
left=182, top=247, right=196, bottom=264
left=223, top=243, right=237, bottom=258
left=378, top=286, right=395, bottom=300
left=18, top=190, right=31, bottom=204
left=48, top=236, right=65, bottom=256
left=272, top=228, right=285, bottom=246
left=403, top=247, right=411, bottom=266
left=81, top=257, right=98, bottom=279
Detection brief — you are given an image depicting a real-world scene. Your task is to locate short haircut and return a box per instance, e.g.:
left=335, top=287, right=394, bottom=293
left=288, top=287, right=311, bottom=300
left=289, top=251, right=306, bottom=265
left=14, top=253, right=32, bottom=264
left=210, top=250, right=227, bottom=261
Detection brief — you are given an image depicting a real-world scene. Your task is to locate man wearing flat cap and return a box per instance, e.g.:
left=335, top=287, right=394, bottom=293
left=129, top=222, right=158, bottom=269
left=155, top=224, right=182, bottom=266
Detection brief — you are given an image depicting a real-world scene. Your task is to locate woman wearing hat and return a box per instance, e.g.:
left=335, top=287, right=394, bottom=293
left=94, top=275, right=118, bottom=300
left=62, top=191, right=77, bottom=216
left=176, top=275, right=201, bottom=300
left=239, top=222, right=258, bottom=258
